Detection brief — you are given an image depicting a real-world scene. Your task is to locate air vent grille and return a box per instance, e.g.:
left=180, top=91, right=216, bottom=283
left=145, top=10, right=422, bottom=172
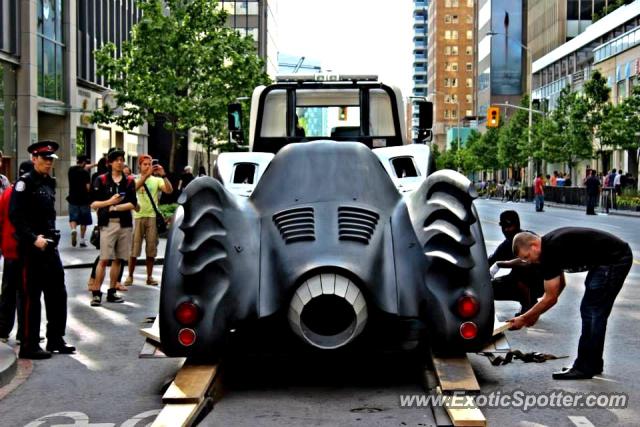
left=273, top=207, right=315, bottom=244
left=338, top=207, right=379, bottom=244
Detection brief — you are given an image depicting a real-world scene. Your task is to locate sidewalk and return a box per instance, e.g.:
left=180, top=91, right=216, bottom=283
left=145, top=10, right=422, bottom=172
left=0, top=215, right=167, bottom=388
left=486, top=197, right=640, bottom=218
left=54, top=215, right=167, bottom=268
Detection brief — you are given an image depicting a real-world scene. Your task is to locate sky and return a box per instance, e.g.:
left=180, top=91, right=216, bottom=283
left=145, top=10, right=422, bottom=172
left=274, top=0, right=414, bottom=99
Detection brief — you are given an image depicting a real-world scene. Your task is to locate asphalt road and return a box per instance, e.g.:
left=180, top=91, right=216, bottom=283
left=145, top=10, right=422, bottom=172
left=0, top=199, right=638, bottom=426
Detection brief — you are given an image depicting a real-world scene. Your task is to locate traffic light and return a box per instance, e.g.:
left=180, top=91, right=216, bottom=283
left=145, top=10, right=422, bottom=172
left=339, top=106, right=348, bottom=121
left=487, top=106, right=500, bottom=128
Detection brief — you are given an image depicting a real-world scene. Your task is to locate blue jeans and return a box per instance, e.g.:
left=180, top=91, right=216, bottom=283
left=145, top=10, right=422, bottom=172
left=573, top=250, right=632, bottom=375
left=535, top=195, right=544, bottom=211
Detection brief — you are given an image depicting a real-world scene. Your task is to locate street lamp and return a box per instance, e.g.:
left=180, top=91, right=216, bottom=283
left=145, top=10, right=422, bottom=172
left=486, top=31, right=534, bottom=186
left=429, top=89, right=461, bottom=170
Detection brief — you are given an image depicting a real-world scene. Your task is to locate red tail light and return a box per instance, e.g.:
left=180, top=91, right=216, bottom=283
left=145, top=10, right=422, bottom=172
left=457, top=295, right=479, bottom=318
left=460, top=322, right=477, bottom=340
left=175, top=302, right=199, bottom=326
left=178, top=328, right=196, bottom=346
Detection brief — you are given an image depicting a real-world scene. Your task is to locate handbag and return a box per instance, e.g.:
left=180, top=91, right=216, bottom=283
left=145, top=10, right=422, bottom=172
left=143, top=183, right=168, bottom=234
left=90, top=226, right=100, bottom=249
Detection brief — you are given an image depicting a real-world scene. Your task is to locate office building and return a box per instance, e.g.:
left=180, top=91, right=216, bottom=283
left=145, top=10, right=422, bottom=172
left=427, top=0, right=476, bottom=150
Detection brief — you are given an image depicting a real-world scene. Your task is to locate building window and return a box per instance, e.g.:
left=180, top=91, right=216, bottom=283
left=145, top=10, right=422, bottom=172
left=465, top=15, right=473, bottom=24
left=445, top=62, right=458, bottom=71
left=444, top=78, right=450, bottom=87
left=466, top=30, right=473, bottom=40
left=445, top=30, right=458, bottom=40
left=466, top=63, right=472, bottom=71
left=445, top=0, right=459, bottom=7
left=466, top=78, right=473, bottom=88
left=444, top=110, right=450, bottom=118
left=0, top=0, right=19, bottom=55
left=37, top=0, right=65, bottom=101
left=452, top=78, right=458, bottom=87
left=444, top=15, right=451, bottom=23
left=466, top=45, right=473, bottom=55
left=466, top=0, right=473, bottom=6
left=466, top=94, right=472, bottom=103
left=466, top=109, right=473, bottom=116
left=451, top=109, right=458, bottom=119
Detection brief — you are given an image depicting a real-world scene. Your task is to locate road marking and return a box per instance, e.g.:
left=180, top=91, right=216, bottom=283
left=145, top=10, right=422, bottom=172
left=568, top=416, right=595, bottom=427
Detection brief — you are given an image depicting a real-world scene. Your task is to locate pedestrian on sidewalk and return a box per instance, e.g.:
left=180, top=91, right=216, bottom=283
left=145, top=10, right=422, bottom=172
left=124, top=155, right=172, bottom=286
left=511, top=227, right=633, bottom=379
left=0, top=161, right=33, bottom=344
left=9, top=141, right=76, bottom=359
left=67, top=155, right=93, bottom=247
left=534, top=173, right=544, bottom=212
left=584, top=169, right=600, bottom=215
left=89, top=147, right=137, bottom=307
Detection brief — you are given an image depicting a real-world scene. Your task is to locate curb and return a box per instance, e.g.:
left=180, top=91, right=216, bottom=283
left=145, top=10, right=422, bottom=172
left=63, top=257, right=165, bottom=270
left=484, top=197, right=640, bottom=218
left=0, top=342, right=17, bottom=389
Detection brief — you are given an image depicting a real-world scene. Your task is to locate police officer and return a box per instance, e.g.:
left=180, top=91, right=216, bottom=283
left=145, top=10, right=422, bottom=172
left=9, top=140, right=75, bottom=359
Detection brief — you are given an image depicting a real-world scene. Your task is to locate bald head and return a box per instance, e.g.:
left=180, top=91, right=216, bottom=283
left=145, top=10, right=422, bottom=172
left=512, top=232, right=542, bottom=263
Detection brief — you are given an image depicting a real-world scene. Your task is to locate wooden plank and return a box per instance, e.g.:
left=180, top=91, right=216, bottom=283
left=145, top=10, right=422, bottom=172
left=140, top=316, right=161, bottom=344
left=480, top=333, right=510, bottom=354
left=493, top=320, right=510, bottom=336
left=437, top=387, right=486, bottom=427
left=431, top=354, right=480, bottom=393
left=139, top=338, right=169, bottom=359
left=151, top=403, right=200, bottom=427
left=163, top=364, right=219, bottom=404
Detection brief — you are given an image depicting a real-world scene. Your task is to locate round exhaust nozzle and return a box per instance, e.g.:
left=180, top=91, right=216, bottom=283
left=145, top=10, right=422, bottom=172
left=288, top=273, right=368, bottom=350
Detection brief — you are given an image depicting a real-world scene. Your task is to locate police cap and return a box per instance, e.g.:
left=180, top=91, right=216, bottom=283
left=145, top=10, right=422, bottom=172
left=28, top=140, right=59, bottom=159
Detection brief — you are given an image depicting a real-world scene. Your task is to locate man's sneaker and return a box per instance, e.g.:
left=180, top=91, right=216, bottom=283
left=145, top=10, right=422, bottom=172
left=91, top=293, right=102, bottom=307
left=79, top=239, right=87, bottom=248
left=71, top=230, right=77, bottom=247
left=124, top=276, right=134, bottom=286
left=46, top=338, right=76, bottom=354
left=106, top=289, right=125, bottom=303
left=19, top=345, right=52, bottom=360
left=146, top=277, right=159, bottom=286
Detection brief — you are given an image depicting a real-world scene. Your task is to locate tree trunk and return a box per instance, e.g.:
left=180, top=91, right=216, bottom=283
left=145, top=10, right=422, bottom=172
left=169, top=127, right=177, bottom=174
left=207, top=142, right=212, bottom=175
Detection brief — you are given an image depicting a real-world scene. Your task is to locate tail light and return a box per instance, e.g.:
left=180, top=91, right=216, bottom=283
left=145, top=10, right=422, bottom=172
left=175, top=302, right=199, bottom=326
left=178, top=328, right=196, bottom=346
left=457, top=294, right=479, bottom=318
left=460, top=322, right=477, bottom=340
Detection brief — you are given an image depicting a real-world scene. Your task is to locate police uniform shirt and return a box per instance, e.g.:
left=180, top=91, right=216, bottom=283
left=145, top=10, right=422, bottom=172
left=540, top=227, right=632, bottom=280
left=9, top=170, right=57, bottom=248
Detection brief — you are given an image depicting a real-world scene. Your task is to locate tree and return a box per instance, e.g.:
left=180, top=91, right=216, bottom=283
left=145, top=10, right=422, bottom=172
left=92, top=0, right=269, bottom=171
left=476, top=123, right=501, bottom=171
left=583, top=70, right=611, bottom=160
left=600, top=85, right=640, bottom=151
left=544, top=86, right=592, bottom=176
left=497, top=96, right=529, bottom=178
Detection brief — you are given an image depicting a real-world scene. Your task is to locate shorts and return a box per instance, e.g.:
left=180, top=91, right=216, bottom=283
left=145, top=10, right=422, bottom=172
left=69, top=204, right=93, bottom=226
left=99, top=220, right=132, bottom=261
left=131, top=217, right=159, bottom=258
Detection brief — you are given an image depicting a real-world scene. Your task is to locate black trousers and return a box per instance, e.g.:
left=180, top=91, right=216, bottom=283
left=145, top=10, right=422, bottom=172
left=492, top=271, right=544, bottom=313
left=0, top=259, right=23, bottom=339
left=573, top=252, right=632, bottom=375
left=20, top=247, right=67, bottom=349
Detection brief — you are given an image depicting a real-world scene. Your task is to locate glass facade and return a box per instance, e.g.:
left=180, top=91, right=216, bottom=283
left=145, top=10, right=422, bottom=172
left=37, top=0, right=65, bottom=100
left=0, top=63, right=17, bottom=157
left=0, top=0, right=19, bottom=55
left=220, top=0, right=261, bottom=41
left=593, top=26, right=640, bottom=63
left=77, top=0, right=142, bottom=87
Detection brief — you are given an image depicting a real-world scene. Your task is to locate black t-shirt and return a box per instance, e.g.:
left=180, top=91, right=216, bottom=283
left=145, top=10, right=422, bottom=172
left=540, top=227, right=631, bottom=280
left=585, top=175, right=600, bottom=196
left=91, top=173, right=137, bottom=228
left=180, top=172, right=194, bottom=189
left=68, top=165, right=91, bottom=205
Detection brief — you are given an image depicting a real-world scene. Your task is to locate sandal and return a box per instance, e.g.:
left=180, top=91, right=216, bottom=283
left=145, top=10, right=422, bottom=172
left=115, top=283, right=129, bottom=292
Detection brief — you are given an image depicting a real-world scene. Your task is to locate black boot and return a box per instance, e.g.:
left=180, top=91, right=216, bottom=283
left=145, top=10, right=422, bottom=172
left=106, top=288, right=124, bottom=303
left=19, top=345, right=52, bottom=360
left=46, top=338, right=76, bottom=354
left=91, top=291, right=102, bottom=307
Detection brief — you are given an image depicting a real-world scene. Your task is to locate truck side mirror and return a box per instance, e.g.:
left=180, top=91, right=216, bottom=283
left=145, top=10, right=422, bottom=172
left=418, top=101, right=433, bottom=130
left=228, top=103, right=242, bottom=132
left=417, top=101, right=433, bottom=142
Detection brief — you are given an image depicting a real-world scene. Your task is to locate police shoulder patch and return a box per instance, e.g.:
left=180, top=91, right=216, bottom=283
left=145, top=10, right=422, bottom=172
left=15, top=181, right=26, bottom=192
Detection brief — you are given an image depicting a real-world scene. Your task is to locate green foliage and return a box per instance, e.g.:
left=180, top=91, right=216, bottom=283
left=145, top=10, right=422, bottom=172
left=497, top=96, right=529, bottom=172
left=436, top=144, right=458, bottom=170
left=91, top=0, right=270, bottom=171
left=544, top=86, right=592, bottom=171
left=600, top=86, right=640, bottom=151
